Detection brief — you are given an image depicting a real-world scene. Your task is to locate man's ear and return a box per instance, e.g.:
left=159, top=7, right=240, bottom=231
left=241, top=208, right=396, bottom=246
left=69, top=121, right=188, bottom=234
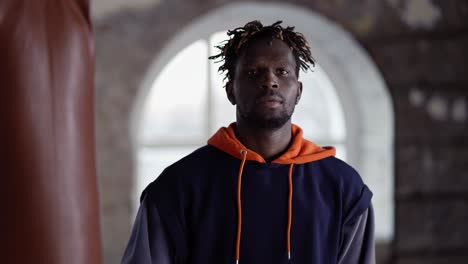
left=226, top=81, right=236, bottom=105
left=296, top=81, right=303, bottom=105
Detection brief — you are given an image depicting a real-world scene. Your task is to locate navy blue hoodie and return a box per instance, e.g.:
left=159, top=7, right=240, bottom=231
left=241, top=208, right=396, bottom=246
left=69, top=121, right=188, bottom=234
left=122, top=123, right=374, bottom=263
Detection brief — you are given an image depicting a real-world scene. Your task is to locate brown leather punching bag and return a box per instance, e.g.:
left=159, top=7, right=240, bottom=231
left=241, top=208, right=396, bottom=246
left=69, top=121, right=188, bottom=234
left=0, top=1, right=101, bottom=263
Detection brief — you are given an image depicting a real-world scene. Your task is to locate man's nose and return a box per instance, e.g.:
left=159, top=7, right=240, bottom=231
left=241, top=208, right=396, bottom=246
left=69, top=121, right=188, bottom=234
left=260, top=71, right=279, bottom=89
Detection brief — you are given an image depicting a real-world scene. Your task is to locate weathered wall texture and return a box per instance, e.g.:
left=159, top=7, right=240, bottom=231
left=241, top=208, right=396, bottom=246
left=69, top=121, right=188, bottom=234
left=94, top=0, right=468, bottom=263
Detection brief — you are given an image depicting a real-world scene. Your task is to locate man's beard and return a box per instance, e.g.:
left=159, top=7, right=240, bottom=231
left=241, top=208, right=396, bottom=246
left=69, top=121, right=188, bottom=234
left=238, top=105, right=294, bottom=130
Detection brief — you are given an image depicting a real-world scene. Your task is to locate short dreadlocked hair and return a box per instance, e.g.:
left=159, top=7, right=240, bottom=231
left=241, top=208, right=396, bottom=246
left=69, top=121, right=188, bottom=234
left=209, top=20, right=315, bottom=89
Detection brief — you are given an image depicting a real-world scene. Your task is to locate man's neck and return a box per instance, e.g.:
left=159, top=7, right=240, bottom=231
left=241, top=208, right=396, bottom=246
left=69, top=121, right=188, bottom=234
left=235, top=120, right=292, bottom=162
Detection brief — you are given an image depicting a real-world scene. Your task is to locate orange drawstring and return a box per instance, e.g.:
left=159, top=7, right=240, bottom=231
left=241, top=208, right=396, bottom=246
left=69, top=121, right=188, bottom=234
left=235, top=150, right=294, bottom=263
left=236, top=150, right=248, bottom=264
left=287, top=163, right=294, bottom=260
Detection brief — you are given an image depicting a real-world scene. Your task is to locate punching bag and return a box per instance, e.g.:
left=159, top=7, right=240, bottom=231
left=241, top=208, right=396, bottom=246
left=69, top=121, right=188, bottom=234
left=0, top=1, right=101, bottom=263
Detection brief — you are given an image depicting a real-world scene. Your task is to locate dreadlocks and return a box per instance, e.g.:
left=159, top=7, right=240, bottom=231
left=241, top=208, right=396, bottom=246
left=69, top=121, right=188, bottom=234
left=209, top=20, right=315, bottom=88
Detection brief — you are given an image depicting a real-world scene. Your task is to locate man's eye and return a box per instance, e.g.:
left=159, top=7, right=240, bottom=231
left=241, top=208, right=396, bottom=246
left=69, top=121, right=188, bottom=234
left=247, top=70, right=257, bottom=75
left=278, top=69, right=289, bottom=75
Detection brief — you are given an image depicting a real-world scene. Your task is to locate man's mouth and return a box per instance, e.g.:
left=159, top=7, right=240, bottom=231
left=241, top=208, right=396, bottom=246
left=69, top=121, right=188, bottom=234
left=256, top=96, right=283, bottom=108
left=256, top=95, right=283, bottom=103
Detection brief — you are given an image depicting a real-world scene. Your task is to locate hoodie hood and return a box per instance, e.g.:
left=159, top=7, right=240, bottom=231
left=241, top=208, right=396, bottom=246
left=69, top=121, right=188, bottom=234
left=208, top=122, right=336, bottom=164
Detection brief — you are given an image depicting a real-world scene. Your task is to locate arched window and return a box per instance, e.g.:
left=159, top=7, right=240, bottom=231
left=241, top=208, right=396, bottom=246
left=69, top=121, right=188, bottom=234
left=131, top=3, right=394, bottom=242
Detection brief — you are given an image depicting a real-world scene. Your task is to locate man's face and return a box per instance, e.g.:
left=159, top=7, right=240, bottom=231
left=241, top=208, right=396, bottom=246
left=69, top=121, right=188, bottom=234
left=227, top=36, right=302, bottom=129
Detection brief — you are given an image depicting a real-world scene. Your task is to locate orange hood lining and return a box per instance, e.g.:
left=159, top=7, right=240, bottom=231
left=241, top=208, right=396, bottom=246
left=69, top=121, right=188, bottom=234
left=207, top=123, right=336, bottom=164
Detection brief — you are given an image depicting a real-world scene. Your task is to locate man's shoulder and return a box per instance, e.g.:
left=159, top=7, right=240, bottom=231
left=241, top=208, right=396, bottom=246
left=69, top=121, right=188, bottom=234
left=143, top=145, right=226, bottom=191
left=316, top=156, right=365, bottom=188
left=165, top=144, right=224, bottom=172
left=313, top=156, right=372, bottom=221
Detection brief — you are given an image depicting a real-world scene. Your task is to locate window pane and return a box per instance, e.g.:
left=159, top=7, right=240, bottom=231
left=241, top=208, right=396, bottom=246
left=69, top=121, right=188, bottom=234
left=293, top=64, right=346, bottom=142
left=136, top=146, right=197, bottom=198
left=334, top=143, right=347, bottom=161
left=210, top=31, right=236, bottom=133
left=140, top=40, right=208, bottom=144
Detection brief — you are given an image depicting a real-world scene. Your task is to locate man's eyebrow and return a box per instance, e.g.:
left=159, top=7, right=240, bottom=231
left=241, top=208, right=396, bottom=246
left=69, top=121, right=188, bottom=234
left=241, top=59, right=294, bottom=66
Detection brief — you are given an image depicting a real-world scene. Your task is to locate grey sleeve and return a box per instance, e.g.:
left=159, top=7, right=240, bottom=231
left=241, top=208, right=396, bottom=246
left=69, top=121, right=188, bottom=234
left=338, top=204, right=376, bottom=264
left=121, top=194, right=173, bottom=264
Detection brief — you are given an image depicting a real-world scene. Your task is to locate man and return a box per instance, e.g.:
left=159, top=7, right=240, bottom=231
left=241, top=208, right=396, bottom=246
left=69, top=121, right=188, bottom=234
left=122, top=21, right=375, bottom=264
